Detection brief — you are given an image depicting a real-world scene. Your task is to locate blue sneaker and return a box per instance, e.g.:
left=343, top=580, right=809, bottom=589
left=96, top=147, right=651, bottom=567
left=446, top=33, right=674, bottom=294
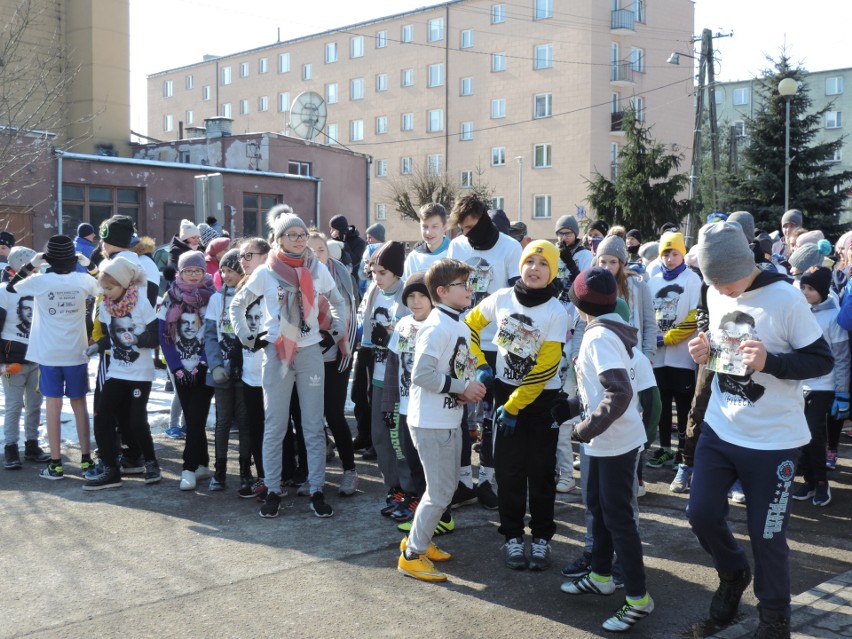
left=84, top=459, right=105, bottom=480
left=164, top=426, right=186, bottom=440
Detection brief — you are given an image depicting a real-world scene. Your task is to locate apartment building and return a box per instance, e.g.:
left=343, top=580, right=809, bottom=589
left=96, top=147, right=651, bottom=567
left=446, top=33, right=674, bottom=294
left=148, top=0, right=695, bottom=242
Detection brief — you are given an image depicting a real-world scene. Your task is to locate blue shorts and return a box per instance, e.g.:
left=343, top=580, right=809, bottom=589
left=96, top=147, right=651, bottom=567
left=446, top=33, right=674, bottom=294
left=38, top=364, right=89, bottom=399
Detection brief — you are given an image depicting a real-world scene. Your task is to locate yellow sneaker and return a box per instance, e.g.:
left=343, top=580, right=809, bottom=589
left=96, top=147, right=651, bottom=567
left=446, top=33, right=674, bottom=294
left=399, top=535, right=452, bottom=562
left=397, top=551, right=448, bottom=582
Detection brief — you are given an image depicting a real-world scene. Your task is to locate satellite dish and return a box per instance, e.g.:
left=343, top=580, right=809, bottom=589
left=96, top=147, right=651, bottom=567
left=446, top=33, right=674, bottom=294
left=289, top=91, right=327, bottom=141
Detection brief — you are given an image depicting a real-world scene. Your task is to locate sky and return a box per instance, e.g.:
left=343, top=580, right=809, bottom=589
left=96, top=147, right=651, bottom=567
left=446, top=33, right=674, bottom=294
left=129, top=0, right=850, bottom=134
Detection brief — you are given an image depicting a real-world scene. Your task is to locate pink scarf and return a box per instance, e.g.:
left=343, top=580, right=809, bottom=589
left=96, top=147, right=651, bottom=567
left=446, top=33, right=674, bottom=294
left=266, top=250, right=320, bottom=365
left=104, top=285, right=139, bottom=318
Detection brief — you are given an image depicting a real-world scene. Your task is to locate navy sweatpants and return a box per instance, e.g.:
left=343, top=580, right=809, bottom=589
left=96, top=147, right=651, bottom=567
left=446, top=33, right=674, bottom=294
left=688, top=424, right=799, bottom=615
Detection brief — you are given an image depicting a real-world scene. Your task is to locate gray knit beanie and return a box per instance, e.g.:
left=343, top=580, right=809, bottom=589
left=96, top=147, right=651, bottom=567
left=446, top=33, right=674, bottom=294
left=219, top=248, right=243, bottom=275
left=596, top=235, right=628, bottom=265
left=727, top=211, right=755, bottom=242
left=366, top=223, right=386, bottom=243
left=781, top=209, right=803, bottom=227
left=555, top=215, right=580, bottom=236
left=788, top=243, right=823, bottom=274
left=638, top=241, right=659, bottom=262
left=273, top=213, right=309, bottom=240
left=696, top=222, right=755, bottom=286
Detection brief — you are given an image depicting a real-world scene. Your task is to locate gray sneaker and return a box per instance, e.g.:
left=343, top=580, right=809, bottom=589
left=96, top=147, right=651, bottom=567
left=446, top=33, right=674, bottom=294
left=339, top=469, right=359, bottom=496
left=529, top=538, right=551, bottom=571
left=502, top=537, right=528, bottom=570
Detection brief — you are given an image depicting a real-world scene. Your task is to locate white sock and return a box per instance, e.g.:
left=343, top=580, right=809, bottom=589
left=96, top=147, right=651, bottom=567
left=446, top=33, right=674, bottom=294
left=459, top=465, right=473, bottom=489
left=478, top=466, right=493, bottom=485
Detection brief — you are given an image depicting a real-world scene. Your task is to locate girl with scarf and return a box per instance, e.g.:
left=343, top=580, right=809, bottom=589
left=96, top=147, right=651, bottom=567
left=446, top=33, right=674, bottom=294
left=465, top=240, right=569, bottom=571
left=230, top=210, right=345, bottom=519
left=158, top=250, right=216, bottom=491
left=85, top=257, right=160, bottom=490
left=646, top=231, right=701, bottom=469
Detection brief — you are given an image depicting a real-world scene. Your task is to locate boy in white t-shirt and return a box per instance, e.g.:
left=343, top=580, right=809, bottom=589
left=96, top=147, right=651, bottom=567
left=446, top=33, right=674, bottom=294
left=397, top=259, right=486, bottom=582
left=687, top=222, right=833, bottom=638
left=402, top=203, right=450, bottom=281
left=11, top=235, right=99, bottom=480
left=558, top=267, right=654, bottom=633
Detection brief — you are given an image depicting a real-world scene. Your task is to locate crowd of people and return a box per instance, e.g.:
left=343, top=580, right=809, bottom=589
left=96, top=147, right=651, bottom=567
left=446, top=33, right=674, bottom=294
left=0, top=200, right=848, bottom=638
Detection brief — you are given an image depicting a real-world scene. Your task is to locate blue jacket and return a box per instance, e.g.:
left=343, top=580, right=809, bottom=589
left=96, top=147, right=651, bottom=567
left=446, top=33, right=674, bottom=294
left=74, top=236, right=96, bottom=273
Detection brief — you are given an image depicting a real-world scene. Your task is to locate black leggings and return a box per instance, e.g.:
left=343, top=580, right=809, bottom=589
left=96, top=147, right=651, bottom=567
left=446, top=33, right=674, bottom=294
left=242, top=384, right=265, bottom=477
left=654, top=366, right=695, bottom=450
left=94, top=378, right=155, bottom=467
left=175, top=381, right=214, bottom=472
left=324, top=358, right=356, bottom=471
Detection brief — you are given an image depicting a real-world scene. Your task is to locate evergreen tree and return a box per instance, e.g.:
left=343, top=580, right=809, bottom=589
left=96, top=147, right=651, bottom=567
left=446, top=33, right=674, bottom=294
left=586, top=108, right=689, bottom=238
left=727, top=53, right=852, bottom=234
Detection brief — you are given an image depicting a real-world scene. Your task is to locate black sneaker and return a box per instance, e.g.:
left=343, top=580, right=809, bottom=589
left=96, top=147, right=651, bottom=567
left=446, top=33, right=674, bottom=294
left=791, top=481, right=815, bottom=501
left=361, top=446, right=377, bottom=461
left=310, top=491, right=334, bottom=518
left=351, top=436, right=371, bottom=453
left=82, top=466, right=122, bottom=491
left=753, top=608, right=790, bottom=639
left=259, top=491, right=282, bottom=518
left=24, top=440, right=50, bottom=463
left=451, top=481, right=478, bottom=509
left=118, top=453, right=145, bottom=475
left=4, top=444, right=22, bottom=470
left=476, top=480, right=499, bottom=510
left=709, top=566, right=752, bottom=626
left=144, top=460, right=162, bottom=484
left=561, top=551, right=593, bottom=578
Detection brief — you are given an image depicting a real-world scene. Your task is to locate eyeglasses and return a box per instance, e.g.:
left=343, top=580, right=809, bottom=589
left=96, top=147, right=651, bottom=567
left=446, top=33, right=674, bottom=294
left=446, top=281, right=472, bottom=290
left=181, top=268, right=204, bottom=276
left=239, top=252, right=257, bottom=261
left=285, top=232, right=308, bottom=241
left=556, top=230, right=576, bottom=239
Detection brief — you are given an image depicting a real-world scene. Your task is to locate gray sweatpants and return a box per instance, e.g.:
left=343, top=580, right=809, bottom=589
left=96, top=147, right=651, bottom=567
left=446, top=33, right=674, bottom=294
left=407, top=426, right=461, bottom=555
left=371, top=385, right=411, bottom=491
left=3, top=362, right=42, bottom=445
left=262, top=344, right=327, bottom=496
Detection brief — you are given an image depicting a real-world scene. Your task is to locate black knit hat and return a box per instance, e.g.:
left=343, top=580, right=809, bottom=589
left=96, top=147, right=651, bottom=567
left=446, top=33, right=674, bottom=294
left=371, top=240, right=405, bottom=278
left=0, top=231, right=15, bottom=248
left=77, top=223, right=96, bottom=238
left=219, top=248, right=243, bottom=276
left=401, top=272, right=429, bottom=308
left=627, top=229, right=642, bottom=243
left=488, top=209, right=511, bottom=234
left=568, top=267, right=617, bottom=317
left=44, top=234, right=77, bottom=263
left=800, top=266, right=832, bottom=302
left=99, top=215, right=136, bottom=249
left=588, top=219, right=609, bottom=236
left=329, top=215, right=349, bottom=233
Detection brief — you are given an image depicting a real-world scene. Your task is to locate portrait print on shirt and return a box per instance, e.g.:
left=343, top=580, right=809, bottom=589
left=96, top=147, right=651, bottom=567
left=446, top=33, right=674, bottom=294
left=446, top=336, right=477, bottom=409
left=465, top=256, right=493, bottom=307
left=495, top=312, right=541, bottom=382
left=712, top=310, right=765, bottom=406
left=176, top=310, right=204, bottom=370
left=372, top=306, right=394, bottom=366
left=109, top=314, right=142, bottom=364
left=243, top=299, right=264, bottom=355
left=653, top=283, right=684, bottom=333
left=15, top=296, right=33, bottom=339
left=396, top=322, right=418, bottom=398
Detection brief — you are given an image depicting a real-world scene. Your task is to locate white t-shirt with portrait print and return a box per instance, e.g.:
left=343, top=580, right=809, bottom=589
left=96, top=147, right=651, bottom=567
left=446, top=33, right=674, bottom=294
left=0, top=287, right=34, bottom=344
left=157, top=299, right=207, bottom=371
left=98, top=296, right=157, bottom=382
left=238, top=295, right=266, bottom=387
left=647, top=267, right=701, bottom=370
left=388, top=314, right=424, bottom=415
left=204, top=289, right=242, bottom=375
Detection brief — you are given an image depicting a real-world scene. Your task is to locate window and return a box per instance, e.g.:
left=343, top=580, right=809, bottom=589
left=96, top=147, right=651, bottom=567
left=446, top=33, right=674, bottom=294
left=351, top=35, right=364, bottom=58
left=534, top=0, right=553, bottom=19
left=630, top=96, right=645, bottom=121
left=492, top=196, right=505, bottom=210
left=240, top=99, right=249, bottom=115
left=491, top=146, right=506, bottom=166
left=61, top=185, right=141, bottom=235
left=827, top=111, right=843, bottom=129
left=533, top=143, right=552, bottom=168
left=325, top=83, right=338, bottom=104
left=376, top=116, right=388, bottom=134
left=350, top=120, right=364, bottom=141
left=428, top=17, right=444, bottom=42
left=491, top=98, right=506, bottom=119
left=325, top=42, right=338, bottom=63
left=221, top=103, right=232, bottom=118
left=240, top=62, right=250, bottom=78
left=287, top=161, right=312, bottom=176
left=326, top=124, right=338, bottom=143
left=461, top=29, right=473, bottom=49
left=829, top=148, right=842, bottom=163
left=460, top=121, right=473, bottom=141
left=492, top=3, right=506, bottom=23
left=375, top=203, right=387, bottom=220
left=221, top=66, right=232, bottom=85
left=402, top=68, right=414, bottom=87
left=630, top=47, right=645, bottom=73
left=350, top=78, right=364, bottom=100
left=259, top=57, right=268, bottom=74
left=163, top=114, right=173, bottom=132
left=534, top=44, right=553, bottom=69
left=163, top=80, right=173, bottom=97
left=460, top=170, right=473, bottom=188
left=402, top=24, right=413, bottom=43
left=278, top=53, right=290, bottom=73
left=302, top=64, right=312, bottom=80
left=714, top=90, right=722, bottom=105
left=492, top=52, right=506, bottom=72
left=376, top=160, right=388, bottom=177
left=428, top=63, right=444, bottom=87
left=376, top=73, right=388, bottom=92
left=278, top=92, right=290, bottom=112
left=427, top=154, right=443, bottom=175
left=826, top=77, right=844, bottom=96
left=401, top=157, right=413, bottom=175
left=534, top=93, right=552, bottom=118
left=610, top=142, right=619, bottom=179
left=258, top=96, right=269, bottom=112
left=202, top=85, right=211, bottom=101
left=733, top=121, right=746, bottom=138
left=243, top=193, right=279, bottom=238
left=533, top=195, right=552, bottom=219
left=733, top=87, right=749, bottom=105
left=635, top=0, right=646, bottom=22
left=186, top=110, right=194, bottom=125
left=376, top=30, right=387, bottom=48
left=428, top=109, right=444, bottom=132
left=611, top=92, right=621, bottom=113
left=185, top=75, right=193, bottom=90
left=460, top=77, right=473, bottom=96
left=402, top=113, right=414, bottom=131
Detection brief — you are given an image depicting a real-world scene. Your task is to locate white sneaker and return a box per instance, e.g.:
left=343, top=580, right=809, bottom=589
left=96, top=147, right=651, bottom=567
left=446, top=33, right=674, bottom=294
left=339, top=469, right=359, bottom=496
left=556, top=476, right=577, bottom=493
left=179, top=470, right=197, bottom=491
left=296, top=482, right=312, bottom=497
left=194, top=465, right=212, bottom=480
left=636, top=481, right=646, bottom=497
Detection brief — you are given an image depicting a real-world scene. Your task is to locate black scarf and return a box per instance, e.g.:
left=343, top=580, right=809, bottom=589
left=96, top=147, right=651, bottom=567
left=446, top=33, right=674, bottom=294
left=465, top=214, right=500, bottom=251
left=513, top=280, right=557, bottom=307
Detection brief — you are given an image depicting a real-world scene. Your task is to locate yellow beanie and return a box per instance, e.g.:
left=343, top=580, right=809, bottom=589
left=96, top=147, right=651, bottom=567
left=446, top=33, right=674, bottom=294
left=659, top=231, right=687, bottom=257
left=520, top=240, right=559, bottom=284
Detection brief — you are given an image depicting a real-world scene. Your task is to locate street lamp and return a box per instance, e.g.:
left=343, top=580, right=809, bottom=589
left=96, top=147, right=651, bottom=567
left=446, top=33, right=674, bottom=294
left=778, top=77, right=799, bottom=212
left=514, top=155, right=524, bottom=222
